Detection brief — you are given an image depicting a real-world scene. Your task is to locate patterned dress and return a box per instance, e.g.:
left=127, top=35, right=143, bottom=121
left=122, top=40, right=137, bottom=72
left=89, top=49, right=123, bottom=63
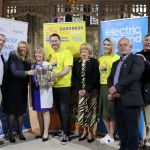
left=73, top=57, right=99, bottom=127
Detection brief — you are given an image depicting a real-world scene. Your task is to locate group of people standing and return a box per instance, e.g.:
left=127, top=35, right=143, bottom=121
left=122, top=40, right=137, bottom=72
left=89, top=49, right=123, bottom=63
left=0, top=32, right=150, bottom=150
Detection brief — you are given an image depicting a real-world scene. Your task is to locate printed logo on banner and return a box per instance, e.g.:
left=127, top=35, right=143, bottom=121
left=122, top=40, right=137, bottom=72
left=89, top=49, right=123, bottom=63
left=106, top=25, right=141, bottom=45
left=0, top=17, right=28, bottom=61
left=46, top=27, right=57, bottom=42
left=45, top=25, right=84, bottom=42
left=43, top=22, right=86, bottom=59
left=72, top=36, right=83, bottom=41
left=0, top=22, right=25, bottom=35
left=100, top=17, right=148, bottom=55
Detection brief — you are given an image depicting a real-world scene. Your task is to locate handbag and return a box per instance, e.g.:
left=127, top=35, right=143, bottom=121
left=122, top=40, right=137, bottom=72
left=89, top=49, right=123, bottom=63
left=143, top=83, right=150, bottom=103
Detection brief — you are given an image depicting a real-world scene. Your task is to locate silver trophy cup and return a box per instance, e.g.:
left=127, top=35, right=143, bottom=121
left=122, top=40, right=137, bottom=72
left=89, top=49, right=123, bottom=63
left=35, top=65, right=52, bottom=86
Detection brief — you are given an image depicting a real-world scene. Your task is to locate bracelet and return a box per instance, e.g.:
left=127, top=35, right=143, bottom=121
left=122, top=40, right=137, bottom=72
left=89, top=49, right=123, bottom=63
left=25, top=71, right=28, bottom=76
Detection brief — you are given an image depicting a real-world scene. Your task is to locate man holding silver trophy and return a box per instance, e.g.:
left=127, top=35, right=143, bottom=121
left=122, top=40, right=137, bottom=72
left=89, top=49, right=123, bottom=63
left=49, top=33, right=73, bottom=145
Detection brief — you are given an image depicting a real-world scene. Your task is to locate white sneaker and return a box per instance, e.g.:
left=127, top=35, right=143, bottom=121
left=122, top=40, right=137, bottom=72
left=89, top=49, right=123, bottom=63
left=99, top=134, right=110, bottom=143
left=101, top=137, right=114, bottom=144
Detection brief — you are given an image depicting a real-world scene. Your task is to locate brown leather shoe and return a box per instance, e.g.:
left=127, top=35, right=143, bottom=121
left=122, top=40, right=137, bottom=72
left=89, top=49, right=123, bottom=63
left=0, top=140, right=4, bottom=145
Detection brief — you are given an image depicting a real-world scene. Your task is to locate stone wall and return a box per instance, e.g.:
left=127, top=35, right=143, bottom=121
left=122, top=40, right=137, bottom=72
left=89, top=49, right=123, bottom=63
left=86, top=28, right=99, bottom=59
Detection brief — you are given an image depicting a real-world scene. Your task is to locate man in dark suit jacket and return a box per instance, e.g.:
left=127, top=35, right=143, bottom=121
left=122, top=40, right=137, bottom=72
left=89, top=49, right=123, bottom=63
left=0, top=34, right=7, bottom=145
left=136, top=34, right=150, bottom=149
left=108, top=38, right=144, bottom=150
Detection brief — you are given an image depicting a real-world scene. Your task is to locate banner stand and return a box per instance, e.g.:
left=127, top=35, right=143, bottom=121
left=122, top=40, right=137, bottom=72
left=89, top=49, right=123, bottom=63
left=0, top=17, right=31, bottom=137
left=99, top=16, right=148, bottom=141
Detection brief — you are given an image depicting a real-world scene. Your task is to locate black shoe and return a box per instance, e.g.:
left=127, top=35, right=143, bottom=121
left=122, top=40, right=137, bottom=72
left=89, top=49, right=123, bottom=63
left=141, top=145, right=149, bottom=150
left=42, top=134, right=49, bottom=142
left=9, top=137, right=16, bottom=143
left=18, top=135, right=26, bottom=140
left=53, top=130, right=63, bottom=138
left=61, top=134, right=69, bottom=145
left=87, top=138, right=95, bottom=143
left=35, top=132, right=43, bottom=139
left=17, top=131, right=26, bottom=140
left=35, top=135, right=43, bottom=138
left=78, top=133, right=88, bottom=141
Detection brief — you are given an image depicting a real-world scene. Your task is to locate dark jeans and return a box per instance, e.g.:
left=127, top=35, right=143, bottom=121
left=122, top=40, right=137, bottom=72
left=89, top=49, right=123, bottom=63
left=114, top=99, right=140, bottom=150
left=53, top=87, right=71, bottom=136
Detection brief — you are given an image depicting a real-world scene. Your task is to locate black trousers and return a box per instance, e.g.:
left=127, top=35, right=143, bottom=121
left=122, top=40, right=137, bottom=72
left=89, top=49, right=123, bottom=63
left=53, top=87, right=71, bottom=136
left=114, top=99, right=140, bottom=150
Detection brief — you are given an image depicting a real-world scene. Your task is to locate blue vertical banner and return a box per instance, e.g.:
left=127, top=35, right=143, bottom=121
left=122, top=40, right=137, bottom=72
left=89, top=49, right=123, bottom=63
left=98, top=17, right=148, bottom=140
left=100, top=17, right=148, bottom=55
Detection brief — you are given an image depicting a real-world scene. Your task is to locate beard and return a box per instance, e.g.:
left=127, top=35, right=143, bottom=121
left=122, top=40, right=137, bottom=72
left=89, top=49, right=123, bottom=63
left=51, top=44, right=60, bottom=50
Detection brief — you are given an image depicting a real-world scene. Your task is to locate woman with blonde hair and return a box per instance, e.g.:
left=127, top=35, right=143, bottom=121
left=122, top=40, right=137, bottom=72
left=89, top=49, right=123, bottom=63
left=4, top=41, right=36, bottom=143
left=98, top=38, right=120, bottom=144
left=72, top=43, right=100, bottom=143
left=31, top=47, right=53, bottom=142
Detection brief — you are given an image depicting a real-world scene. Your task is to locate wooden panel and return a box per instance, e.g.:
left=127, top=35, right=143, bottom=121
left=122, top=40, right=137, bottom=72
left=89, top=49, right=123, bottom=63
left=0, top=0, right=3, bottom=17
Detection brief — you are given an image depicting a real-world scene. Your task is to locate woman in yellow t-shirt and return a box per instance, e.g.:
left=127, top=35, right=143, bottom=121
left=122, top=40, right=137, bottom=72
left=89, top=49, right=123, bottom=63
left=98, top=38, right=120, bottom=144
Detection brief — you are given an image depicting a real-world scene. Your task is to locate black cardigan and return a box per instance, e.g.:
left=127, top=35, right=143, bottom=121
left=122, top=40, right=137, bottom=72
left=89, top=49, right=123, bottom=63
left=72, top=57, right=100, bottom=93
left=7, top=51, right=31, bottom=81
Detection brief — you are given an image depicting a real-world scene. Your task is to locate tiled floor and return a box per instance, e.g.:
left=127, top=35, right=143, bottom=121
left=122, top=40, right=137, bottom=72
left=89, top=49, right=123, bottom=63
left=0, top=107, right=120, bottom=150
left=0, top=132, right=120, bottom=150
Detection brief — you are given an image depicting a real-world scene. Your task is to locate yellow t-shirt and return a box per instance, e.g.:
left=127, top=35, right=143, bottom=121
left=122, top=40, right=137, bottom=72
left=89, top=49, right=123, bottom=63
left=98, top=54, right=120, bottom=84
left=50, top=48, right=73, bottom=88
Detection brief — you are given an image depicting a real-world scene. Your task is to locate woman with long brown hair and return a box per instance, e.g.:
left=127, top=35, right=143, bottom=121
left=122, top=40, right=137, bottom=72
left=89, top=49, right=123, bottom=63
left=4, top=41, right=36, bottom=143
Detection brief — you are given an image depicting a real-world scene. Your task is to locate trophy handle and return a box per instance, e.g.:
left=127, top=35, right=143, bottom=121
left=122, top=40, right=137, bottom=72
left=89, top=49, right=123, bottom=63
left=48, top=64, right=54, bottom=83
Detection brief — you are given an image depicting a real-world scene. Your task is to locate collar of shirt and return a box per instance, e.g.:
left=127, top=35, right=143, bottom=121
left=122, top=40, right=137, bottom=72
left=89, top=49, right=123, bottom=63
left=0, top=51, right=1, bottom=55
left=120, top=52, right=131, bottom=61
left=78, top=56, right=91, bottom=63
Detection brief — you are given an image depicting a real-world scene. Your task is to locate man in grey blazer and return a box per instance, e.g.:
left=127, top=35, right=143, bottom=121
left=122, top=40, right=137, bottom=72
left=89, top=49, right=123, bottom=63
left=0, top=34, right=7, bottom=145
left=108, top=38, right=144, bottom=150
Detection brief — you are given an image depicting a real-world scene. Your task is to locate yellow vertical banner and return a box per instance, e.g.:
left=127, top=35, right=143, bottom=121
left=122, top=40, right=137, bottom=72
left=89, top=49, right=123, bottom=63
left=43, top=22, right=86, bottom=60
left=43, top=22, right=86, bottom=132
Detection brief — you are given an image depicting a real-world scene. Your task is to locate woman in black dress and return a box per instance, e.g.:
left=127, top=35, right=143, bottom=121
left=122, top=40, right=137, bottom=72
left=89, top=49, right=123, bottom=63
left=72, top=43, right=100, bottom=143
left=4, top=41, right=36, bottom=143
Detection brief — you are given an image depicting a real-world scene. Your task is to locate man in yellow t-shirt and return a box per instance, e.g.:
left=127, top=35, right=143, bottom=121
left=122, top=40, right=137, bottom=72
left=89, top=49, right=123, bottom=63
left=49, top=33, right=73, bottom=145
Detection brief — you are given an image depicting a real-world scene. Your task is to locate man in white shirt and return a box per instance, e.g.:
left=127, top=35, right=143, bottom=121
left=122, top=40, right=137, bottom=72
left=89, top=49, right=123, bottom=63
left=0, top=34, right=6, bottom=145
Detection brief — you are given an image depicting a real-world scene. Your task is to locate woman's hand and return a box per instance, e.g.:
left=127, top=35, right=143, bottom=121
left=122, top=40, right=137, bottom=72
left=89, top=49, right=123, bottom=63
left=26, top=70, right=36, bottom=76
left=108, top=94, right=113, bottom=101
left=79, top=90, right=87, bottom=97
left=48, top=82, right=54, bottom=87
